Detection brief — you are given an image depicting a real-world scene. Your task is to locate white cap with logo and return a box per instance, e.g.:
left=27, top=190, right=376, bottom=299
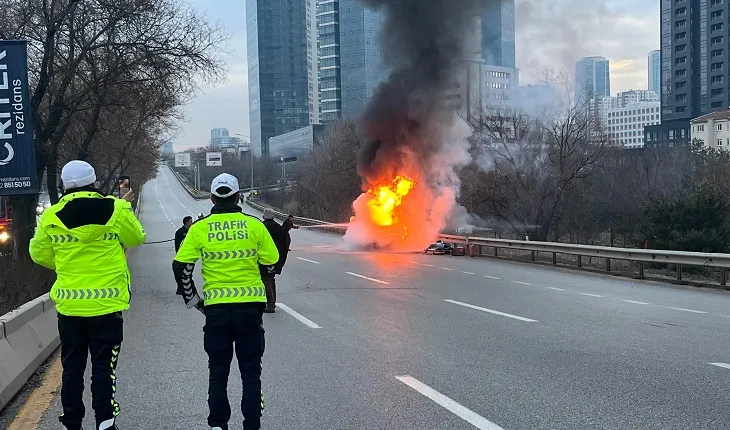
left=210, top=173, right=240, bottom=198
left=61, top=160, right=97, bottom=190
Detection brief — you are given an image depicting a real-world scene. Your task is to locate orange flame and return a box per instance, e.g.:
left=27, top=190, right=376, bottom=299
left=366, top=175, right=416, bottom=228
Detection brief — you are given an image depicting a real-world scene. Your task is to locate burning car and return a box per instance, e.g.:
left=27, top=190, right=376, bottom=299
left=424, top=240, right=453, bottom=255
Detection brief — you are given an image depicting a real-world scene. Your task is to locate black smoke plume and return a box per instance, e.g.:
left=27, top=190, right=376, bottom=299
left=357, top=0, right=491, bottom=185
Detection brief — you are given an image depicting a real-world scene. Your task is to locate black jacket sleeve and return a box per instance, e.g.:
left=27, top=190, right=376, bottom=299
left=172, top=260, right=203, bottom=310
left=174, top=228, right=185, bottom=252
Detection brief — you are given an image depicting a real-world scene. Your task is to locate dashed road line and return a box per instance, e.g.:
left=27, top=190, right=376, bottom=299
left=580, top=293, right=604, bottom=298
left=709, top=362, right=730, bottom=370
left=665, top=306, right=708, bottom=314
left=276, top=303, right=321, bottom=328
left=546, top=287, right=566, bottom=291
left=396, top=376, right=505, bottom=430
left=622, top=300, right=649, bottom=305
left=296, top=257, right=321, bottom=264
left=512, top=281, right=531, bottom=286
left=423, top=264, right=435, bottom=267
left=461, top=271, right=475, bottom=275
left=445, top=299, right=538, bottom=322
left=442, top=267, right=455, bottom=271
left=484, top=275, right=502, bottom=280
left=346, top=272, right=390, bottom=285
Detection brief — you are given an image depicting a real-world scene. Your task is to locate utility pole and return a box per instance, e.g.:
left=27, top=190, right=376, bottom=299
left=235, top=134, right=254, bottom=190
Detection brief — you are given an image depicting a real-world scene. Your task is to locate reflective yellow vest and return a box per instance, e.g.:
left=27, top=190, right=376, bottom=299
left=29, top=191, right=146, bottom=317
left=175, top=210, right=278, bottom=306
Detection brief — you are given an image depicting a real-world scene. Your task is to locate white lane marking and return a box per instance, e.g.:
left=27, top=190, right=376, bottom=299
left=296, top=257, right=321, bottom=264
left=665, top=306, right=708, bottom=314
left=580, top=293, right=604, bottom=298
left=512, top=281, right=531, bottom=286
left=442, top=267, right=455, bottom=271
left=396, top=376, right=505, bottom=430
left=346, top=272, right=390, bottom=285
left=162, top=169, right=195, bottom=213
left=153, top=179, right=174, bottom=226
left=408, top=260, right=420, bottom=265
left=546, top=287, right=566, bottom=291
left=444, top=299, right=537, bottom=322
left=275, top=303, right=321, bottom=329
left=423, top=264, right=435, bottom=267
left=461, top=271, right=475, bottom=275
left=622, top=300, right=649, bottom=305
left=709, top=363, right=730, bottom=370
left=483, top=275, right=502, bottom=280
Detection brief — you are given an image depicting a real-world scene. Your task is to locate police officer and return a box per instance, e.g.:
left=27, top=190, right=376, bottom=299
left=29, top=160, right=146, bottom=430
left=261, top=209, right=289, bottom=313
left=173, top=173, right=278, bottom=430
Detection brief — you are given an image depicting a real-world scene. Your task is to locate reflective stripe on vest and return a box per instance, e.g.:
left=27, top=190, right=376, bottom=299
left=202, top=249, right=258, bottom=260
left=50, top=233, right=119, bottom=243
left=55, top=288, right=122, bottom=300
left=203, top=286, right=265, bottom=301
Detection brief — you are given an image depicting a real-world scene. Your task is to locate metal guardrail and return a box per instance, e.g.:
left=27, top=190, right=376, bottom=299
left=439, top=234, right=730, bottom=288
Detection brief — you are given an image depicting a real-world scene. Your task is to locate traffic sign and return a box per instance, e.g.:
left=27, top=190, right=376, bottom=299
left=174, top=153, right=191, bottom=167
left=206, top=152, right=222, bottom=167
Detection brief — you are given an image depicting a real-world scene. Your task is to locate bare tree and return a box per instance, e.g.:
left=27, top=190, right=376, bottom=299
left=0, top=0, right=226, bottom=257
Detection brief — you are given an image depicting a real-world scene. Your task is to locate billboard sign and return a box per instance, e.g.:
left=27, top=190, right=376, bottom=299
left=0, top=41, right=38, bottom=195
left=174, top=153, right=191, bottom=167
left=206, top=152, right=222, bottom=167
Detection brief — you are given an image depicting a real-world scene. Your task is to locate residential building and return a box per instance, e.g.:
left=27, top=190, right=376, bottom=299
left=616, top=89, right=659, bottom=106
left=691, top=109, right=730, bottom=150
left=605, top=102, right=661, bottom=148
left=268, top=125, right=325, bottom=161
left=648, top=50, right=661, bottom=96
left=575, top=56, right=611, bottom=102
left=338, top=0, right=388, bottom=120
left=481, top=0, right=516, bottom=68
left=247, top=0, right=311, bottom=155
left=210, top=128, right=229, bottom=141
left=645, top=0, right=730, bottom=148
left=317, top=0, right=341, bottom=122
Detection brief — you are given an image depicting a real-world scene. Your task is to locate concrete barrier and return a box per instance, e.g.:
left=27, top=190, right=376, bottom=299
left=0, top=294, right=59, bottom=411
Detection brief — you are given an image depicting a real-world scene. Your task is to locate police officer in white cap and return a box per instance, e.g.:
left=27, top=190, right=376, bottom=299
left=30, top=160, right=146, bottom=430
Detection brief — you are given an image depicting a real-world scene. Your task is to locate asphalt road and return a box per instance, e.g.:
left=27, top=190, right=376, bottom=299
left=34, top=167, right=730, bottom=429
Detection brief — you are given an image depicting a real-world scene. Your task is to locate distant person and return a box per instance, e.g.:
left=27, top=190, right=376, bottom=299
left=281, top=214, right=298, bottom=251
left=173, top=173, right=278, bottom=430
left=29, top=160, right=146, bottom=430
left=175, top=216, right=193, bottom=252
left=261, top=209, right=289, bottom=313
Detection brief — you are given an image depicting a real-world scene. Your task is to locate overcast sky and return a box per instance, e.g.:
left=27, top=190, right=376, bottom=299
left=175, top=0, right=660, bottom=149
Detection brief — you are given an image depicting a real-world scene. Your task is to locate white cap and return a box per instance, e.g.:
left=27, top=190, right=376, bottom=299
left=61, top=160, right=96, bottom=190
left=210, top=173, right=239, bottom=198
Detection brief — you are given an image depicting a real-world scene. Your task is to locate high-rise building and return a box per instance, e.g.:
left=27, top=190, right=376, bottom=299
left=210, top=128, right=229, bottom=141
left=575, top=56, right=611, bottom=101
left=481, top=0, right=516, bottom=68
left=648, top=50, right=661, bottom=97
left=338, top=0, right=388, bottom=120
left=247, top=0, right=311, bottom=155
left=317, top=0, right=342, bottom=122
left=645, top=0, right=730, bottom=148
left=604, top=102, right=661, bottom=149
left=307, top=0, right=320, bottom=124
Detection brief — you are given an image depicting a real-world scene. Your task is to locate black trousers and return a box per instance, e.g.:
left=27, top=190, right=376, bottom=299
left=204, top=304, right=266, bottom=430
left=58, top=312, right=123, bottom=430
left=262, top=275, right=277, bottom=305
